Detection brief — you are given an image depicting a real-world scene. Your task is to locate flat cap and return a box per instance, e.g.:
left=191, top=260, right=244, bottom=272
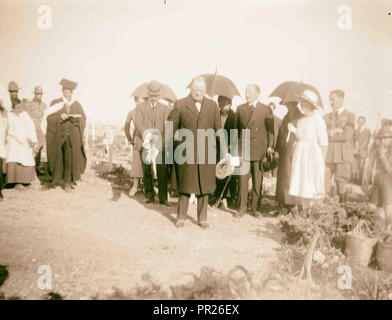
left=34, top=86, right=43, bottom=94
left=8, top=81, right=19, bottom=91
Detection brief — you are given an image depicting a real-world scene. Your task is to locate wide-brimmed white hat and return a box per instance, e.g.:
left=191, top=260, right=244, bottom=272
left=298, top=89, right=322, bottom=109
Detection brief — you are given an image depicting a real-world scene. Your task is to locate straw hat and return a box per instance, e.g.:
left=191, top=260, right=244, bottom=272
left=147, top=81, right=161, bottom=97
left=297, top=89, right=322, bottom=109
left=216, top=156, right=235, bottom=180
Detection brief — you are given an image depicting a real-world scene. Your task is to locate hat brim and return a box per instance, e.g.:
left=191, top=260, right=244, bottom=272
left=376, top=133, right=392, bottom=139
left=216, top=159, right=234, bottom=179
left=297, top=94, right=322, bottom=109
left=147, top=91, right=161, bottom=97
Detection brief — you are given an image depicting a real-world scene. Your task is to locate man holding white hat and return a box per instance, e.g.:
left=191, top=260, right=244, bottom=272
left=134, top=80, right=171, bottom=205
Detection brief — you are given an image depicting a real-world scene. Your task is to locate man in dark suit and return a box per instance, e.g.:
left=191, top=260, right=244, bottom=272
left=167, top=77, right=222, bottom=229
left=354, top=116, right=371, bottom=185
left=324, top=89, right=356, bottom=202
left=235, top=84, right=274, bottom=218
left=210, top=95, right=237, bottom=209
left=268, top=102, right=282, bottom=177
left=134, top=81, right=171, bottom=205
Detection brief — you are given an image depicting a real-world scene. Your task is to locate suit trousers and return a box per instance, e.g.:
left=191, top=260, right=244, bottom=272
left=62, top=136, right=73, bottom=184
left=177, top=193, right=208, bottom=223
left=214, top=175, right=237, bottom=202
left=327, top=162, right=351, bottom=196
left=140, top=150, right=168, bottom=202
left=239, top=160, right=263, bottom=213
left=0, top=157, right=4, bottom=190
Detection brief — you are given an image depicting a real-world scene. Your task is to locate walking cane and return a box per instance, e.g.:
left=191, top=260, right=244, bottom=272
left=213, top=174, right=232, bottom=209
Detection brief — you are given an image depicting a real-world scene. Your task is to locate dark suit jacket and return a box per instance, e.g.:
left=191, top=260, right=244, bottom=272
left=134, top=101, right=170, bottom=151
left=168, top=94, right=222, bottom=195
left=216, top=109, right=236, bottom=159
left=235, top=101, right=274, bottom=161
left=273, top=115, right=282, bottom=148
left=324, top=109, right=355, bottom=164
left=354, top=126, right=371, bottom=158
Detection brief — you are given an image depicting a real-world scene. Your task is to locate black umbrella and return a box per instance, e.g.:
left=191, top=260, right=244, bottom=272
left=187, top=73, right=241, bottom=100
left=269, top=81, right=323, bottom=108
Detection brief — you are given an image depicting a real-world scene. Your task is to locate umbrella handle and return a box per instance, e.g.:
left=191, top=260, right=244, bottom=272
left=286, top=131, right=291, bottom=143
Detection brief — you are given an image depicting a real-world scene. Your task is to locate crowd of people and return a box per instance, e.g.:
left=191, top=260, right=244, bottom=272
left=0, top=77, right=391, bottom=232
left=123, top=78, right=392, bottom=230
left=0, top=79, right=86, bottom=199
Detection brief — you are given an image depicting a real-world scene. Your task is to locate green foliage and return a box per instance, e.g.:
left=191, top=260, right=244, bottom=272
left=102, top=267, right=259, bottom=300
left=0, top=265, right=9, bottom=288
left=170, top=267, right=256, bottom=300
left=279, top=199, right=378, bottom=253
left=43, top=292, right=64, bottom=300
left=97, top=164, right=133, bottom=190
left=351, top=267, right=392, bottom=300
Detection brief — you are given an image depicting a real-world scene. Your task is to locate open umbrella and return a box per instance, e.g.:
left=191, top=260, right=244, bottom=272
left=131, top=82, right=177, bottom=102
left=187, top=74, right=241, bottom=99
left=269, top=81, right=323, bottom=108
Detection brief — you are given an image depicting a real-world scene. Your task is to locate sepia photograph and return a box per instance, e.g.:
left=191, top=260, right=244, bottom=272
left=0, top=0, right=392, bottom=307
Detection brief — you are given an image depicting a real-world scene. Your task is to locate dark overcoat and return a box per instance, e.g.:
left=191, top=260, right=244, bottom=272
left=275, top=107, right=304, bottom=205
left=168, top=95, right=222, bottom=195
left=134, top=101, right=170, bottom=152
left=46, top=98, right=87, bottom=184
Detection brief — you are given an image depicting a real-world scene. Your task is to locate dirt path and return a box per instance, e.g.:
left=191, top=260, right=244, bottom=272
left=0, top=163, right=282, bottom=299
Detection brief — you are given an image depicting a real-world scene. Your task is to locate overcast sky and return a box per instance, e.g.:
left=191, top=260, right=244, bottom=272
left=0, top=0, right=391, bottom=128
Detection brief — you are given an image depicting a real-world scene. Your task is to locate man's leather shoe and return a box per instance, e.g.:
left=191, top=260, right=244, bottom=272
left=159, top=200, right=172, bottom=207
left=198, top=222, right=209, bottom=229
left=175, top=220, right=185, bottom=228
left=251, top=211, right=262, bottom=218
left=144, top=198, right=155, bottom=204
left=233, top=211, right=244, bottom=219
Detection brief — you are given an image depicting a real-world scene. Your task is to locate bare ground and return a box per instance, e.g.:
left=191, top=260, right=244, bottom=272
left=0, top=161, right=283, bottom=300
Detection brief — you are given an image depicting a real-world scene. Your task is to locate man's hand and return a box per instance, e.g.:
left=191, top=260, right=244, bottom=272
left=330, top=127, right=344, bottom=136
left=27, top=139, right=37, bottom=150
left=267, top=147, right=274, bottom=158
left=61, top=113, right=68, bottom=121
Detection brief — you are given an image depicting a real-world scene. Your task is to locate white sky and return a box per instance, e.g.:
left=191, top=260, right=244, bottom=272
left=0, top=0, right=391, bottom=129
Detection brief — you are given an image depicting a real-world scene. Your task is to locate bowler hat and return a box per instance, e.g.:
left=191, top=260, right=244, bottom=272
left=147, top=81, right=161, bottom=96
left=297, top=89, right=321, bottom=109
left=260, top=152, right=278, bottom=173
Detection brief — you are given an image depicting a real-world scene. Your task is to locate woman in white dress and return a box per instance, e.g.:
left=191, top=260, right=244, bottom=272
left=288, top=90, right=328, bottom=214
left=6, top=100, right=38, bottom=189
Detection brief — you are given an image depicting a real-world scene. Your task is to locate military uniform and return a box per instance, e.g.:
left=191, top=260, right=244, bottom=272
left=24, top=99, right=47, bottom=148
left=324, top=108, right=356, bottom=197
